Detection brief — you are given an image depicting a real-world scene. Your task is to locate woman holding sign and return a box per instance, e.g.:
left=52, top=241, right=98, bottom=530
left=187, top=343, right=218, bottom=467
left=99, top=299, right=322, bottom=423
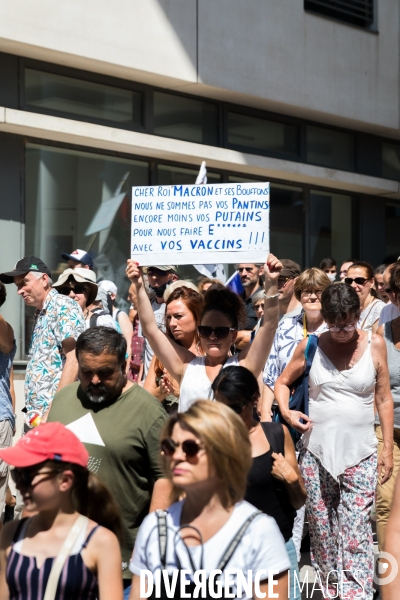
left=126, top=254, right=282, bottom=411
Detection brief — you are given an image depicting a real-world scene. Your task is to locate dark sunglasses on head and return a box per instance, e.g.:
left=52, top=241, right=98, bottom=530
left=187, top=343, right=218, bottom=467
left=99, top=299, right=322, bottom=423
left=160, top=438, right=203, bottom=458
left=58, top=284, right=87, bottom=295
left=198, top=326, right=235, bottom=339
left=344, top=277, right=368, bottom=286
left=10, top=467, right=58, bottom=487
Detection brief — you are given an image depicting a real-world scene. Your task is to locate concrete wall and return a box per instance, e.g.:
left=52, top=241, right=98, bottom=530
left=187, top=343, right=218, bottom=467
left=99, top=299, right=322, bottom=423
left=0, top=0, right=398, bottom=137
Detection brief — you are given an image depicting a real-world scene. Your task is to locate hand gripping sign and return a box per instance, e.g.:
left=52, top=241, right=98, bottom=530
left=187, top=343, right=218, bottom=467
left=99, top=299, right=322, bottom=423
left=131, top=182, right=270, bottom=266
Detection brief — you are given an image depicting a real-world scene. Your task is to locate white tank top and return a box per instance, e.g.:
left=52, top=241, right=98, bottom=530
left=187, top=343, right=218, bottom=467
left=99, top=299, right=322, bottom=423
left=178, top=355, right=239, bottom=413
left=302, top=332, right=377, bottom=479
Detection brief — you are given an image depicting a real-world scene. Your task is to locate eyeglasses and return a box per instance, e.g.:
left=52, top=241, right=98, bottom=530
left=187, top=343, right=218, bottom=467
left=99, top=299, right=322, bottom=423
left=277, top=277, right=293, bottom=288
left=10, top=468, right=59, bottom=488
left=301, top=289, right=322, bottom=298
left=344, top=277, right=369, bottom=286
left=327, top=324, right=356, bottom=333
left=147, top=267, right=169, bottom=277
left=238, top=267, right=255, bottom=273
left=198, top=326, right=236, bottom=339
left=160, top=438, right=204, bottom=458
left=58, top=284, right=87, bottom=295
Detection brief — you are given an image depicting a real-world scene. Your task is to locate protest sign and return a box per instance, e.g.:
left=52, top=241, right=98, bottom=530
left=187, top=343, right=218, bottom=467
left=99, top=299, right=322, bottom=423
left=131, top=182, right=269, bottom=265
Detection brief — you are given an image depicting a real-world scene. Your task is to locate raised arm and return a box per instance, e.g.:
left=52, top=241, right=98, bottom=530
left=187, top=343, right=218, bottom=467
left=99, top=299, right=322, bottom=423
left=274, top=338, right=311, bottom=433
left=372, top=334, right=394, bottom=484
left=239, top=254, right=282, bottom=376
left=126, top=259, right=194, bottom=384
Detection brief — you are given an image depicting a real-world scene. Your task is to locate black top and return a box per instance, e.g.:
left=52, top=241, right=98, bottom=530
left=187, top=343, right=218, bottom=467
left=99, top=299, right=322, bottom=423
left=244, top=423, right=295, bottom=542
left=241, top=286, right=263, bottom=330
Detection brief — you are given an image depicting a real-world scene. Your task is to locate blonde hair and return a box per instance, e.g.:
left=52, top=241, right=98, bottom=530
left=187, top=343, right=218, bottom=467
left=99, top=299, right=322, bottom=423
left=160, top=400, right=252, bottom=508
left=294, top=268, right=331, bottom=301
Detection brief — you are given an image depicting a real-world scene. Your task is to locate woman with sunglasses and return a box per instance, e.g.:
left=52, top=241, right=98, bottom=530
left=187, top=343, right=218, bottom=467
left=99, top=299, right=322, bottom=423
left=345, top=261, right=385, bottom=333
left=129, top=400, right=290, bottom=599
left=0, top=422, right=123, bottom=600
left=144, top=285, right=204, bottom=411
left=53, top=268, right=116, bottom=331
left=274, top=283, right=394, bottom=599
left=126, top=255, right=282, bottom=412
left=212, top=366, right=306, bottom=600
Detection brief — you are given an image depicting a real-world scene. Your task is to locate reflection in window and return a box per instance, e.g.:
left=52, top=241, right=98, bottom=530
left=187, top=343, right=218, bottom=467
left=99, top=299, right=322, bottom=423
left=228, top=113, right=299, bottom=157
left=153, top=92, right=218, bottom=145
left=385, top=203, right=400, bottom=259
left=382, top=143, right=400, bottom=180
left=157, top=164, right=221, bottom=186
left=306, top=125, right=355, bottom=171
left=25, top=68, right=143, bottom=126
left=310, top=190, right=354, bottom=268
left=229, top=176, right=304, bottom=267
left=25, top=144, right=148, bottom=356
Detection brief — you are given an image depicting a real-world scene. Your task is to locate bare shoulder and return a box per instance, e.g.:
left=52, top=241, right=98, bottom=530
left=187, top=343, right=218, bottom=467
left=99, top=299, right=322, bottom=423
left=371, top=333, right=386, bottom=351
left=86, top=522, right=119, bottom=548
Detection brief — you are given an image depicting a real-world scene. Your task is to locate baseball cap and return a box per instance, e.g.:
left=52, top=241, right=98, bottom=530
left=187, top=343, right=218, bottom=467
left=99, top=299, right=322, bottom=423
left=0, top=422, right=89, bottom=469
left=142, top=265, right=177, bottom=273
left=0, top=256, right=52, bottom=284
left=280, top=259, right=301, bottom=279
left=163, top=280, right=199, bottom=302
left=61, top=249, right=93, bottom=269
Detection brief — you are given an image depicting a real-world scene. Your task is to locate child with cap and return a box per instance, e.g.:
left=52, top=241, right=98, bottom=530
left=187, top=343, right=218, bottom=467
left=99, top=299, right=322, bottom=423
left=0, top=422, right=123, bottom=600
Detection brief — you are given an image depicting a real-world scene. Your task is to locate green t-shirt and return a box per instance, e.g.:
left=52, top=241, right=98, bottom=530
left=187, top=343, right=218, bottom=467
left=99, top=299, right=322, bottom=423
left=48, top=381, right=168, bottom=577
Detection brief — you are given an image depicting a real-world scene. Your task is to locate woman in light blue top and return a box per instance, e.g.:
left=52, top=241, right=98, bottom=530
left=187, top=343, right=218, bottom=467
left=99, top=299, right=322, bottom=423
left=0, top=282, right=16, bottom=515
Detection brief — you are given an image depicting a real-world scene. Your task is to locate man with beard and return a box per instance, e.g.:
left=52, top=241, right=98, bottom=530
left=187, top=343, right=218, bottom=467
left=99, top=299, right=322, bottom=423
left=141, top=265, right=178, bottom=377
left=47, top=326, right=169, bottom=597
left=234, top=263, right=264, bottom=349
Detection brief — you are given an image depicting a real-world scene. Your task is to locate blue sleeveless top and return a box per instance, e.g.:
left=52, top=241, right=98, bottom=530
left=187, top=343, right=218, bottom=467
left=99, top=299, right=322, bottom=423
left=6, top=518, right=99, bottom=600
left=0, top=342, right=16, bottom=429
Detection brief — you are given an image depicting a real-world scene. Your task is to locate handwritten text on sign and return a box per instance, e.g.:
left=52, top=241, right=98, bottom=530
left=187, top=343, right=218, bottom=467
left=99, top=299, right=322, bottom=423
left=131, top=182, right=270, bottom=265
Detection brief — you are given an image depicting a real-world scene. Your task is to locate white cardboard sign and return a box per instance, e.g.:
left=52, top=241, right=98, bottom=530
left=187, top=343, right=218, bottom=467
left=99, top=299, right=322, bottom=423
left=130, top=182, right=269, bottom=265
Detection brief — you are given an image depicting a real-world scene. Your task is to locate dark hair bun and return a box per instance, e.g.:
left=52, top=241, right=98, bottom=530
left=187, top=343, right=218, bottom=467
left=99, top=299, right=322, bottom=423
left=202, top=287, right=245, bottom=329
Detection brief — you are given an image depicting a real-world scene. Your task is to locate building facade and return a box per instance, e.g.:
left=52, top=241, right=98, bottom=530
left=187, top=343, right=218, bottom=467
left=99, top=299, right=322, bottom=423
left=0, top=0, right=399, bottom=358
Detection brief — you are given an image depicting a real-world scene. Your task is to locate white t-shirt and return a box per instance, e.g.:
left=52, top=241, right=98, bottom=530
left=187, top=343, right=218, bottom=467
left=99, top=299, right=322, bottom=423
left=357, top=299, right=385, bottom=332
left=379, top=302, right=400, bottom=326
left=129, top=500, right=290, bottom=599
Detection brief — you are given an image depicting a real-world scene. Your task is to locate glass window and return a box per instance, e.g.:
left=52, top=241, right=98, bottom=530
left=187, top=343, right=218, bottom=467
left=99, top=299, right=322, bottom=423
left=229, top=176, right=304, bottom=267
left=309, top=190, right=354, bottom=268
left=157, top=164, right=221, bottom=186
left=306, top=125, right=355, bottom=171
left=382, top=143, right=400, bottom=180
left=25, top=143, right=148, bottom=356
left=24, top=68, right=143, bottom=126
left=385, top=203, right=400, bottom=260
left=153, top=92, right=218, bottom=145
left=228, top=112, right=299, bottom=157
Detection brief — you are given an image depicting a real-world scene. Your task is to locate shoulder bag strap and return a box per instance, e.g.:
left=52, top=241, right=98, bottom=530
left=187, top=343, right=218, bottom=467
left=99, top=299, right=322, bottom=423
left=260, top=422, right=285, bottom=455
left=216, top=511, right=263, bottom=572
left=43, top=514, right=89, bottom=600
left=156, top=510, right=168, bottom=569
left=304, top=334, right=319, bottom=376
left=360, top=299, right=378, bottom=331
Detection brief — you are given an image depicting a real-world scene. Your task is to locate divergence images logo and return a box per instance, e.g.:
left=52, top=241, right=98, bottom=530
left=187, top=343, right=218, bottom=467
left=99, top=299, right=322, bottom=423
left=374, top=552, right=398, bottom=587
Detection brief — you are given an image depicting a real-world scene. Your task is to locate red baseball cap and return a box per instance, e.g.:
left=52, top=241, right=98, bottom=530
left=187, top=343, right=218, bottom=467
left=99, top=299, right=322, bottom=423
left=0, top=422, right=89, bottom=469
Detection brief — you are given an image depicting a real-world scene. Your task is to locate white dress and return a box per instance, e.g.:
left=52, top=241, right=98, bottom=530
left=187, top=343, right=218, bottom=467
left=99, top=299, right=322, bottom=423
left=302, top=332, right=377, bottom=479
left=178, top=355, right=239, bottom=412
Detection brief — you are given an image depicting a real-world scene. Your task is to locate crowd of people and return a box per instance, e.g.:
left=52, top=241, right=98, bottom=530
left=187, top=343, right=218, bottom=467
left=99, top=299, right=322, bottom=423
left=0, top=247, right=399, bottom=599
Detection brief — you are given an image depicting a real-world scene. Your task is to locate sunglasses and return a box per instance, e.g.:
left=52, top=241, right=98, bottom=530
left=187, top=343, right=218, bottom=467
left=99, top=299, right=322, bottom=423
left=277, top=276, right=293, bottom=287
left=147, top=268, right=169, bottom=277
left=58, top=284, right=87, bottom=295
left=198, top=326, right=235, bottom=339
left=238, top=267, right=255, bottom=273
left=344, top=277, right=369, bottom=286
left=160, top=438, right=203, bottom=458
left=328, top=324, right=356, bottom=333
left=10, top=468, right=59, bottom=488
left=301, top=289, right=323, bottom=298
